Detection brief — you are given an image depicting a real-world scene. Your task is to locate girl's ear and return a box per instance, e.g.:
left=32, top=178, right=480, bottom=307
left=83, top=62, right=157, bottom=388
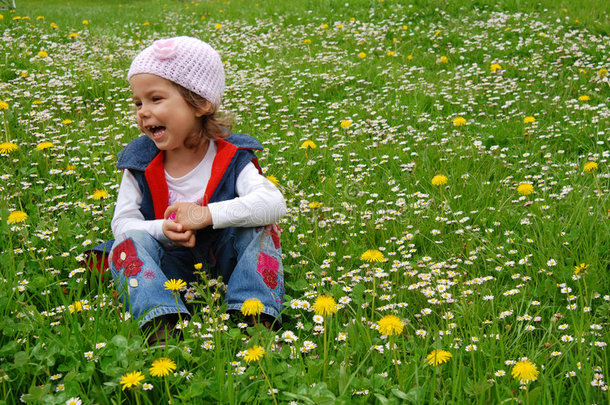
left=194, top=100, right=213, bottom=118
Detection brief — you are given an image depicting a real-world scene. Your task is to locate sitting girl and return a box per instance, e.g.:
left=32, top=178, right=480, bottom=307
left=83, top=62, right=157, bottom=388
left=96, top=36, right=286, bottom=343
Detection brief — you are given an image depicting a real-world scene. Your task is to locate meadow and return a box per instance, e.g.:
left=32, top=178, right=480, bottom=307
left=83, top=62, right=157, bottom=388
left=0, top=0, right=609, bottom=403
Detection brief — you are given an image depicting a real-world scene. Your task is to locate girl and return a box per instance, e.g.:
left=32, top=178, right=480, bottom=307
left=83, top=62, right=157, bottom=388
left=96, top=36, right=286, bottom=343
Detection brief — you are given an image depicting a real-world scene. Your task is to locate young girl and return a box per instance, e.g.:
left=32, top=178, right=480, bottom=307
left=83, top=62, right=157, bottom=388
left=95, top=36, right=286, bottom=342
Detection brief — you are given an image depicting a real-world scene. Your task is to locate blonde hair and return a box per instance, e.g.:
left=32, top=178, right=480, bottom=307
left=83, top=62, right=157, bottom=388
left=174, top=83, right=232, bottom=148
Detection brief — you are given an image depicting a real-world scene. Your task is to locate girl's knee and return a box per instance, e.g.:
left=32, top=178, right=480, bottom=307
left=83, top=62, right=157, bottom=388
left=112, top=229, right=155, bottom=247
left=109, top=230, right=160, bottom=272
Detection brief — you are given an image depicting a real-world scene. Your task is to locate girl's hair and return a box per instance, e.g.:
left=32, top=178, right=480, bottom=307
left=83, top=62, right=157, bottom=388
left=174, top=83, right=232, bottom=148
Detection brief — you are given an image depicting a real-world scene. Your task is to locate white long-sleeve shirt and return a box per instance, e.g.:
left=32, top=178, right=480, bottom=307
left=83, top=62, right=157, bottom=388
left=111, top=140, right=286, bottom=243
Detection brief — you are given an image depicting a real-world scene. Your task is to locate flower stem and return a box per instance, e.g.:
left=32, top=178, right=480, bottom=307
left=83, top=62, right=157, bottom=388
left=391, top=336, right=400, bottom=381
left=2, top=112, right=9, bottom=142
left=258, top=361, right=277, bottom=405
left=323, top=316, right=328, bottom=379
left=164, top=376, right=173, bottom=405
left=173, top=293, right=183, bottom=326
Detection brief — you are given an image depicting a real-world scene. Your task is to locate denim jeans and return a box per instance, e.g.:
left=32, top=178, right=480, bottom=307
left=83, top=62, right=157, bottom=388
left=109, top=226, right=284, bottom=327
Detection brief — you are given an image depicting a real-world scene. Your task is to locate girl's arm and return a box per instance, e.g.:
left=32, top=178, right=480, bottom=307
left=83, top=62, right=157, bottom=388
left=207, top=162, right=287, bottom=229
left=111, top=170, right=170, bottom=242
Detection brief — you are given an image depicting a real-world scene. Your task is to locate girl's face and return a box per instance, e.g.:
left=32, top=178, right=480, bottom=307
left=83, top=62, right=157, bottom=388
left=130, top=74, right=205, bottom=153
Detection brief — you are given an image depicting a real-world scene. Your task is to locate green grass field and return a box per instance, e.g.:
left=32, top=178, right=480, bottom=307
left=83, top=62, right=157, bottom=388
left=0, top=0, right=609, bottom=403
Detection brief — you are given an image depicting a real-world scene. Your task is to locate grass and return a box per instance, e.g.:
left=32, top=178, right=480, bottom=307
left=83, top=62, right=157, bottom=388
left=0, top=0, right=609, bottom=403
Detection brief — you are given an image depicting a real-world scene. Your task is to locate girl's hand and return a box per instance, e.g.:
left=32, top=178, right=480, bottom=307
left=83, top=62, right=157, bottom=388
left=164, top=202, right=212, bottom=230
left=162, top=219, right=196, bottom=248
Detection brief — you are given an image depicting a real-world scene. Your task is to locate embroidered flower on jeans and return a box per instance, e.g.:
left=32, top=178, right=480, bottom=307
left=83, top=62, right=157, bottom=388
left=143, top=270, right=155, bottom=279
left=257, top=252, right=279, bottom=290
left=123, top=256, right=143, bottom=277
left=152, top=39, right=177, bottom=60
left=112, top=238, right=143, bottom=278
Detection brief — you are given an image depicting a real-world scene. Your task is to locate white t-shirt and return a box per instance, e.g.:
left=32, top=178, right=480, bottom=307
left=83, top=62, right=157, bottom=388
left=111, top=141, right=286, bottom=243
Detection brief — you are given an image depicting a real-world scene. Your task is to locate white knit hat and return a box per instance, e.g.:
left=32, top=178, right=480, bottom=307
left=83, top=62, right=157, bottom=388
left=128, top=36, right=225, bottom=108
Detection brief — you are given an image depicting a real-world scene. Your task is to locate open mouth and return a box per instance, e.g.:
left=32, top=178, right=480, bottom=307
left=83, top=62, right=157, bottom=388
left=147, top=126, right=166, bottom=139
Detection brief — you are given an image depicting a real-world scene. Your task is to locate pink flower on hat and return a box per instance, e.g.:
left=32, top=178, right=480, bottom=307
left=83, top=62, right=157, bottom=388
left=152, top=39, right=177, bottom=60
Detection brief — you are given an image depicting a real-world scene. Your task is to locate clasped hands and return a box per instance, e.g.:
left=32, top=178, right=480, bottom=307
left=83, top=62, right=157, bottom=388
left=162, top=202, right=213, bottom=248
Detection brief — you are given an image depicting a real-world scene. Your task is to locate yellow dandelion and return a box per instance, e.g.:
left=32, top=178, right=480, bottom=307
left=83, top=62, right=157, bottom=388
left=313, top=295, right=338, bottom=316
left=439, top=56, right=448, bottom=63
left=164, top=279, right=186, bottom=292
left=0, top=142, right=18, bottom=154
left=149, top=357, right=177, bottom=378
left=143, top=22, right=150, bottom=26
left=82, top=20, right=89, bottom=25
left=241, top=298, right=264, bottom=316
left=38, top=51, right=48, bottom=58
left=120, top=371, right=145, bottom=390
left=583, top=161, right=598, bottom=173
left=358, top=52, right=366, bottom=58
left=452, top=116, right=466, bottom=127
left=244, top=345, right=265, bottom=363
left=36, top=142, right=54, bottom=151
left=303, top=38, right=312, bottom=45
left=517, top=183, right=534, bottom=196
left=387, top=50, right=395, bottom=56
left=340, top=120, right=352, bottom=129
left=308, top=201, right=322, bottom=209
left=360, top=249, right=385, bottom=263
left=431, top=174, right=448, bottom=186
left=50, top=22, right=58, bottom=29
left=62, top=119, right=72, bottom=124
left=599, top=68, right=608, bottom=78
left=578, top=95, right=590, bottom=102
left=215, top=23, right=222, bottom=29
left=266, top=174, right=280, bottom=186
left=407, top=54, right=414, bottom=60
left=0, top=15, right=3, bottom=21
left=322, top=24, right=329, bottom=29
left=32, top=100, right=43, bottom=105
left=68, top=33, right=79, bottom=38
left=426, top=349, right=452, bottom=366
left=91, top=189, right=109, bottom=200
left=490, top=63, right=502, bottom=71
left=69, top=301, right=84, bottom=314
left=573, top=263, right=589, bottom=275
left=300, top=140, right=317, bottom=149
left=0, top=100, right=8, bottom=111
left=7, top=210, right=28, bottom=224
left=194, top=262, right=203, bottom=270
left=377, top=315, right=404, bottom=336
left=523, top=116, right=536, bottom=124
left=511, top=360, right=539, bottom=383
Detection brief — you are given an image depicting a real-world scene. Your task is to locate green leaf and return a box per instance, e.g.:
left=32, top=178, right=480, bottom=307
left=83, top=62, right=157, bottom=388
left=373, top=393, right=391, bottom=404
left=338, top=363, right=348, bottom=394
left=13, top=351, right=28, bottom=367
left=351, top=283, right=366, bottom=305
left=566, top=227, right=580, bottom=241
left=404, top=387, right=424, bottom=403
left=111, top=334, right=128, bottom=348
left=282, top=391, right=316, bottom=404
left=528, top=386, right=542, bottom=404
left=391, top=388, right=409, bottom=400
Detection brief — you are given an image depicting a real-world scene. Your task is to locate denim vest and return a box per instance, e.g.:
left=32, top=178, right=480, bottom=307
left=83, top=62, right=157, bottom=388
left=89, top=132, right=263, bottom=261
